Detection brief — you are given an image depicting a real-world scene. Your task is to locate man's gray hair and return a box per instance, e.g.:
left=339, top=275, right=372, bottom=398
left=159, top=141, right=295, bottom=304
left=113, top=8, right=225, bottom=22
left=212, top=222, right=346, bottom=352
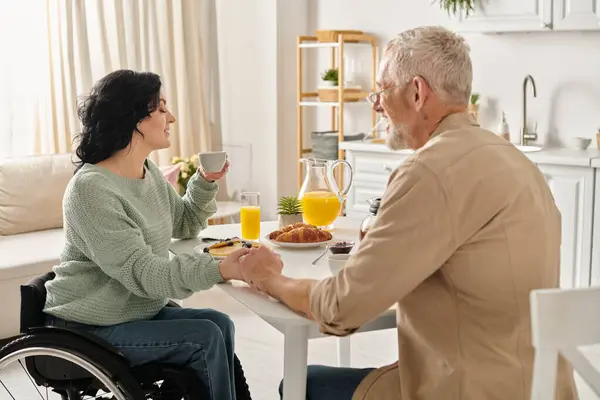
left=382, top=26, right=473, bottom=105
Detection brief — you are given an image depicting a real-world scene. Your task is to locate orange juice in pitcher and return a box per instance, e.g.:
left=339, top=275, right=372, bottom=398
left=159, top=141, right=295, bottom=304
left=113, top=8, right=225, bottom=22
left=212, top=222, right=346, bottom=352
left=301, top=191, right=341, bottom=227
left=298, top=158, right=353, bottom=230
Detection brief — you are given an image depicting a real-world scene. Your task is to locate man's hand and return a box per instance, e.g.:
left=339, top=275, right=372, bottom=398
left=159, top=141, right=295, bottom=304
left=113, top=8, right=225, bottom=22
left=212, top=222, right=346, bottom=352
left=240, top=245, right=315, bottom=319
left=239, top=245, right=283, bottom=290
left=218, top=247, right=251, bottom=281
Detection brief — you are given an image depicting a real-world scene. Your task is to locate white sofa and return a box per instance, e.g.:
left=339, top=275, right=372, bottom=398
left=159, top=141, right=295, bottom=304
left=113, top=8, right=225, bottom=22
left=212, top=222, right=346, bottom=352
left=0, top=153, right=74, bottom=339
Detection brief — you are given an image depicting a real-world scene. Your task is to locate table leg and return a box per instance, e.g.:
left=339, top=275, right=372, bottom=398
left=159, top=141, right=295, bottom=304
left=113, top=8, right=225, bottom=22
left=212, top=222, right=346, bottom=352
left=282, top=326, right=309, bottom=400
left=337, top=336, right=351, bottom=367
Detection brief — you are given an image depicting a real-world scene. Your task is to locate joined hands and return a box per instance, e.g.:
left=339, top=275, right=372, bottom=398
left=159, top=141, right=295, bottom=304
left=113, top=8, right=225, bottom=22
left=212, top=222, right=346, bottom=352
left=218, top=244, right=283, bottom=289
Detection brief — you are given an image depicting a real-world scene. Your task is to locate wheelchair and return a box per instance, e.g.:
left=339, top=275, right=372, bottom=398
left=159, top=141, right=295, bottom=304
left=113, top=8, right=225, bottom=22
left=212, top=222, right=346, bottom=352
left=0, top=272, right=252, bottom=399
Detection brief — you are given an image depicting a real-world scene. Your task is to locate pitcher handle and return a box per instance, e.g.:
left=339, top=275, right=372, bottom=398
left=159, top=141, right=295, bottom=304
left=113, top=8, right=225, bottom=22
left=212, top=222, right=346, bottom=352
left=330, top=159, right=353, bottom=198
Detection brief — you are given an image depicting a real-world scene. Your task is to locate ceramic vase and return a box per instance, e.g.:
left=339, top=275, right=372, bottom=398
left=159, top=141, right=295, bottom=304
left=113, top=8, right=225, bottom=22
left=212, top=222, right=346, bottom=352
left=278, top=213, right=303, bottom=228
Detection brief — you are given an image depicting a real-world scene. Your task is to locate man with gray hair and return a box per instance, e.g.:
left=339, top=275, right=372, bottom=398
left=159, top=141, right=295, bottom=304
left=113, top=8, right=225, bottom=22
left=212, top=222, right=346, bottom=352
left=240, top=26, right=578, bottom=399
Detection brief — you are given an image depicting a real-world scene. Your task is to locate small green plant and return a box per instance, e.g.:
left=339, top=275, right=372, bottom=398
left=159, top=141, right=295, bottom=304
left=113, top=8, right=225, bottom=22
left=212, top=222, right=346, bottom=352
left=470, top=93, right=480, bottom=105
left=277, top=196, right=303, bottom=215
left=436, top=0, right=477, bottom=17
left=321, top=68, right=339, bottom=86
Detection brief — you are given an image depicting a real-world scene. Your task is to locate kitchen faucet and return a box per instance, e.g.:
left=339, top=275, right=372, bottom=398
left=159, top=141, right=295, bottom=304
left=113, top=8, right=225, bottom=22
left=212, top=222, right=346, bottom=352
left=521, top=74, right=538, bottom=146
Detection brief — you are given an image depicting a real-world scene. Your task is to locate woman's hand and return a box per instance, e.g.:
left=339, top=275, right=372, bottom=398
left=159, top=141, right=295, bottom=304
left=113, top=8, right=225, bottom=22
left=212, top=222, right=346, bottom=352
left=239, top=245, right=284, bottom=291
left=201, top=160, right=229, bottom=182
left=218, top=247, right=251, bottom=281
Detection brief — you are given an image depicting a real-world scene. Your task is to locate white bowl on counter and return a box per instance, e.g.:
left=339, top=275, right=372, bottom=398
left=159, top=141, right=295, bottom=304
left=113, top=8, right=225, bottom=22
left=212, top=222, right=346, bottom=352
left=328, top=254, right=351, bottom=274
left=569, top=137, right=592, bottom=150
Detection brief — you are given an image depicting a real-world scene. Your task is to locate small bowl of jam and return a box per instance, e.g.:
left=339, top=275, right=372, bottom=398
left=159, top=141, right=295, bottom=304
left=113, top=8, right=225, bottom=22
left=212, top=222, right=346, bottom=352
left=329, top=240, right=355, bottom=255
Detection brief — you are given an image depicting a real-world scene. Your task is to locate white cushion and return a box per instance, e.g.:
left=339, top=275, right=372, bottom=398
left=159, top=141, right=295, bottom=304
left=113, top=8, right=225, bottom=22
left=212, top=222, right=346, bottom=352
left=0, top=153, right=75, bottom=235
left=0, top=228, right=64, bottom=280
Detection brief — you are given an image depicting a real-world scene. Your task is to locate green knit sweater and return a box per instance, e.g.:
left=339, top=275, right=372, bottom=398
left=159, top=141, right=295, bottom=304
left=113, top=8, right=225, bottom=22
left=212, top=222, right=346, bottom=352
left=44, top=160, right=223, bottom=326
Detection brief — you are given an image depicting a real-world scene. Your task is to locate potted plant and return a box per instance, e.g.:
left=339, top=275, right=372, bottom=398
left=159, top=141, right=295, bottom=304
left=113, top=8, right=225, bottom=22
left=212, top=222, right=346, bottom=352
left=321, top=68, right=338, bottom=87
left=468, top=92, right=480, bottom=122
left=436, top=0, right=476, bottom=16
left=277, top=196, right=303, bottom=227
left=318, top=68, right=360, bottom=102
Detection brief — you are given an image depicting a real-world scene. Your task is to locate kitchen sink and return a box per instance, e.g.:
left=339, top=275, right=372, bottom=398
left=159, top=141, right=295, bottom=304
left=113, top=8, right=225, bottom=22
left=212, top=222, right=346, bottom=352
left=515, top=145, right=542, bottom=153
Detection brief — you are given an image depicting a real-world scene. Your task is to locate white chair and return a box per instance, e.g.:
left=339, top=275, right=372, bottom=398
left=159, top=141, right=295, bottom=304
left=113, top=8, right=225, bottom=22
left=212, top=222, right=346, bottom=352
left=530, top=286, right=600, bottom=399
left=220, top=142, right=253, bottom=203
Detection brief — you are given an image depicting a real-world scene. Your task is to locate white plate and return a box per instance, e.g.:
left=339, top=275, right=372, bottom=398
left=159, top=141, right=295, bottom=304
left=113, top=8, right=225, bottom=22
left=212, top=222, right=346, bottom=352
left=263, top=235, right=332, bottom=249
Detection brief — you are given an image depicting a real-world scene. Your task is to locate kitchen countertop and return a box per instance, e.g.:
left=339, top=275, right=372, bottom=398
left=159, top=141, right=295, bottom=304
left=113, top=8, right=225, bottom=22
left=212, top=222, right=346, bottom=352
left=340, top=140, right=600, bottom=167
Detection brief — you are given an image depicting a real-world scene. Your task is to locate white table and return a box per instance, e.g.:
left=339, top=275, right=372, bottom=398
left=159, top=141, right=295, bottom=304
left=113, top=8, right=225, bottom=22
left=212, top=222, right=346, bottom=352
left=170, top=217, right=396, bottom=400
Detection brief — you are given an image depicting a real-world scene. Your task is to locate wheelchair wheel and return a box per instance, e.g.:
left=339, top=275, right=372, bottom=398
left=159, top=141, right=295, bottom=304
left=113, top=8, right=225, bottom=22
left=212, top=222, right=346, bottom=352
left=0, top=334, right=140, bottom=399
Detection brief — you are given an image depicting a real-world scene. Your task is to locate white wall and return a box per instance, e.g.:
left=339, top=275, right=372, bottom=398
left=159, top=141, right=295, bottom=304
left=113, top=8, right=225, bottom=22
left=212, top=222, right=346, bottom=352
left=309, top=0, right=600, bottom=147
left=216, top=0, right=310, bottom=220
left=277, top=1, right=310, bottom=199
left=216, top=0, right=278, bottom=219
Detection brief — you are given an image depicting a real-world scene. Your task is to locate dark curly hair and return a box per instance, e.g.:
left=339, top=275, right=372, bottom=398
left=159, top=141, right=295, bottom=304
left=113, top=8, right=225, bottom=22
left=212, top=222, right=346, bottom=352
left=73, top=69, right=162, bottom=169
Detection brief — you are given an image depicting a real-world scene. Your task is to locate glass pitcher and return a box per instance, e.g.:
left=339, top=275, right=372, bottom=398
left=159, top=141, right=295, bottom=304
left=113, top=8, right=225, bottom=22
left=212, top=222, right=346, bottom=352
left=298, top=158, right=353, bottom=229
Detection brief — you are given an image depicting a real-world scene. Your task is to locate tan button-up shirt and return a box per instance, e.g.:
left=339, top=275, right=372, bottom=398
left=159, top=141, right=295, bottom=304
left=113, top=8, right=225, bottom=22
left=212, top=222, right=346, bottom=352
left=309, top=112, right=577, bottom=400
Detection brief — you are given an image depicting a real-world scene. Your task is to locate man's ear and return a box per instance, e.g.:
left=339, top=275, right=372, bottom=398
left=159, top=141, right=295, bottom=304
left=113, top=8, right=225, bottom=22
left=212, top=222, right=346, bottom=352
left=413, top=77, right=428, bottom=112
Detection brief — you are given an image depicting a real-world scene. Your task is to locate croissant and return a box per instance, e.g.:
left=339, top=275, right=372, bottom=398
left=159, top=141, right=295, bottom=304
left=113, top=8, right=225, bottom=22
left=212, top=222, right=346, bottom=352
left=274, top=227, right=332, bottom=243
left=268, top=223, right=314, bottom=240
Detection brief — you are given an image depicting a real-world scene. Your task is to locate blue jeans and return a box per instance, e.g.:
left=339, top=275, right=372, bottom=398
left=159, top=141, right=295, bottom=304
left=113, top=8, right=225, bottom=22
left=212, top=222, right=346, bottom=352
left=46, top=307, right=237, bottom=400
left=279, top=365, right=375, bottom=400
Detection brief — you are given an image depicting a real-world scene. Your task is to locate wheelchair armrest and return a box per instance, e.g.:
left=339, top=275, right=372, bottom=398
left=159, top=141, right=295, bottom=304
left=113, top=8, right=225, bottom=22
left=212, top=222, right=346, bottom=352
left=26, top=326, right=125, bottom=359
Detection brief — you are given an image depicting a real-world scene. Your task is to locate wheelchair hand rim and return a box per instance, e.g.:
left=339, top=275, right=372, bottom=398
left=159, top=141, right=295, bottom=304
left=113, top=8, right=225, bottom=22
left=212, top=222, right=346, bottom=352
left=0, top=346, right=128, bottom=400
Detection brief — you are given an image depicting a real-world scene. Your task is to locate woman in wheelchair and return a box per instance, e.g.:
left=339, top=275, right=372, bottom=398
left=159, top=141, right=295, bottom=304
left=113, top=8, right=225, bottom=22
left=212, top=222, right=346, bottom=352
left=27, top=69, right=250, bottom=399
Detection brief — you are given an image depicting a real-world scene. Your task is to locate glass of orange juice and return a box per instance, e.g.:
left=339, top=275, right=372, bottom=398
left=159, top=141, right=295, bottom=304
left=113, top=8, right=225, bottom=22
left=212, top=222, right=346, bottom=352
left=240, top=192, right=260, bottom=240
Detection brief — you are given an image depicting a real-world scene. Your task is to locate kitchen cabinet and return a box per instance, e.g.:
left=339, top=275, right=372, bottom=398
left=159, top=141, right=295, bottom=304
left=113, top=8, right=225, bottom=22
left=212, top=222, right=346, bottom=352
left=451, top=0, right=600, bottom=32
left=452, top=0, right=552, bottom=32
left=552, top=0, right=600, bottom=31
left=343, top=148, right=412, bottom=217
left=537, top=164, right=594, bottom=289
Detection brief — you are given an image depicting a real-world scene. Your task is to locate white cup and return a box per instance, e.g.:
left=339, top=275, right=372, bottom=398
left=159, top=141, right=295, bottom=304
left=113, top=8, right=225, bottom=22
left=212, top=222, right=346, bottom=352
left=198, top=151, right=227, bottom=172
left=328, top=254, right=351, bottom=275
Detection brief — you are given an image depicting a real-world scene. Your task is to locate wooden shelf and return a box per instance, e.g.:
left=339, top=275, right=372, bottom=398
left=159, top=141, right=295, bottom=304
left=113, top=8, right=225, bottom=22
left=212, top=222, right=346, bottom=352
left=299, top=33, right=377, bottom=45
left=300, top=90, right=370, bottom=107
left=296, top=32, right=378, bottom=189
left=298, top=41, right=375, bottom=49
left=298, top=42, right=341, bottom=48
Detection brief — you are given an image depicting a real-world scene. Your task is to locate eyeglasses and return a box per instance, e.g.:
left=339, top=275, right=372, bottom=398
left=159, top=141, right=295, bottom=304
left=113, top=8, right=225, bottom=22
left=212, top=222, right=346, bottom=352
left=366, top=84, right=403, bottom=105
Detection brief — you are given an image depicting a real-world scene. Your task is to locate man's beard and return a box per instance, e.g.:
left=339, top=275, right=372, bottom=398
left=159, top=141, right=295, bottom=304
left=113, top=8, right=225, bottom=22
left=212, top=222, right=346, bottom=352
left=386, top=121, right=410, bottom=150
